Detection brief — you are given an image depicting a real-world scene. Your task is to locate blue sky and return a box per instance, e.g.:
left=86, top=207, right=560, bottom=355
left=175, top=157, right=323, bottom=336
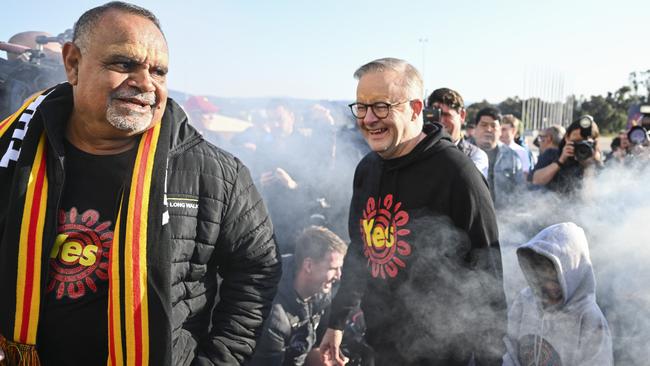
left=3, top=0, right=649, bottom=103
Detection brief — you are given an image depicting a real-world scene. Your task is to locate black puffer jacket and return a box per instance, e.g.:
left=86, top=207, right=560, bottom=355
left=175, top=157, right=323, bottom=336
left=0, top=83, right=281, bottom=366
left=160, top=100, right=283, bottom=366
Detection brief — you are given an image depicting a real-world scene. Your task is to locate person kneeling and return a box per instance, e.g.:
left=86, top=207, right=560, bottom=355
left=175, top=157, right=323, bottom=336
left=248, top=226, right=347, bottom=366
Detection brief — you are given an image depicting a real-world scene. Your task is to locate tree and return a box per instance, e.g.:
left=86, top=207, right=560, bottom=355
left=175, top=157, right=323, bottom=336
left=465, top=100, right=494, bottom=125
left=577, top=95, right=626, bottom=133
left=461, top=71, right=646, bottom=133
left=629, top=70, right=650, bottom=102
left=498, top=97, right=522, bottom=119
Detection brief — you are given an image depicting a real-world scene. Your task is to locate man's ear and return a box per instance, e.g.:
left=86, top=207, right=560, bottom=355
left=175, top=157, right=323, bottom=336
left=62, top=42, right=81, bottom=85
left=459, top=108, right=467, bottom=124
left=302, top=258, right=314, bottom=274
left=411, top=99, right=424, bottom=121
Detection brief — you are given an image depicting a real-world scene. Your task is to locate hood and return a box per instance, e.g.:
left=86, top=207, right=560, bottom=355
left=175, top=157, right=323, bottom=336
left=517, top=222, right=596, bottom=309
left=382, top=122, right=453, bottom=171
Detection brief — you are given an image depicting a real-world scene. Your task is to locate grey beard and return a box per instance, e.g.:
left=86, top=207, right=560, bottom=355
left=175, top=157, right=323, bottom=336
left=106, top=102, right=153, bottom=133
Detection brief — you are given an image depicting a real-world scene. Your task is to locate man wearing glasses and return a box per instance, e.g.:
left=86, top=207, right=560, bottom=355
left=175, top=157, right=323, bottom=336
left=319, top=58, right=505, bottom=366
left=536, top=125, right=565, bottom=156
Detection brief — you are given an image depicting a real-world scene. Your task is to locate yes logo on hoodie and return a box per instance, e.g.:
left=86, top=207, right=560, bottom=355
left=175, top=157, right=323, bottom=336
left=360, top=194, right=411, bottom=279
left=518, top=334, right=562, bottom=366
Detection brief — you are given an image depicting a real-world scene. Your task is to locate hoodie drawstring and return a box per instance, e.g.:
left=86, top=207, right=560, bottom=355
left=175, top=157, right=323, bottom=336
left=534, top=312, right=546, bottom=366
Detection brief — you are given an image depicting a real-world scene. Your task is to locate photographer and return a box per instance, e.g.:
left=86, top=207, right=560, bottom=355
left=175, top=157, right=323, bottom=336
left=0, top=31, right=66, bottom=120
left=604, top=137, right=625, bottom=166
left=625, top=106, right=650, bottom=163
left=4, top=31, right=63, bottom=62
left=426, top=87, right=489, bottom=178
left=531, top=116, right=603, bottom=194
left=248, top=226, right=347, bottom=366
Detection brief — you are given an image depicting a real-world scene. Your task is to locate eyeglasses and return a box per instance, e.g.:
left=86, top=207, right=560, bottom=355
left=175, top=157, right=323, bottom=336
left=348, top=100, right=411, bottom=119
left=537, top=134, right=548, bottom=140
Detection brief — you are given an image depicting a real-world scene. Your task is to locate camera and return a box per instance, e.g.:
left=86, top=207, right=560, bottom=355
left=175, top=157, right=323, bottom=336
left=628, top=126, right=649, bottom=145
left=627, top=105, right=650, bottom=145
left=0, top=29, right=70, bottom=120
left=422, top=106, right=441, bottom=124
left=573, top=141, right=595, bottom=161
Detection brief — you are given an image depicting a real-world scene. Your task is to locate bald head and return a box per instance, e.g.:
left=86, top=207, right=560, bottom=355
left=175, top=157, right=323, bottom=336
left=73, top=1, right=164, bottom=52
left=61, top=4, right=169, bottom=143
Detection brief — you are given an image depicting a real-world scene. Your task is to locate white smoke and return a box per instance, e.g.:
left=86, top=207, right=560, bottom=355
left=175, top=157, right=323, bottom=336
left=201, top=102, right=650, bottom=363
left=498, top=160, right=650, bottom=365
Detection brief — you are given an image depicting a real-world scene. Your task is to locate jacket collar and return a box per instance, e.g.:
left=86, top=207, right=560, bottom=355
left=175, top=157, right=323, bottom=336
left=35, top=82, right=202, bottom=157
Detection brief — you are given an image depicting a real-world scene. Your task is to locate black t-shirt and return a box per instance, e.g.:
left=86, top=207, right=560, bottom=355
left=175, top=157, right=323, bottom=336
left=532, top=148, right=583, bottom=193
left=37, top=140, right=137, bottom=366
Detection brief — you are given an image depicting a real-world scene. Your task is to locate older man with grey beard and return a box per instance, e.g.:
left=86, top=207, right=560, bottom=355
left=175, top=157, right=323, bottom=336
left=0, top=2, right=281, bottom=365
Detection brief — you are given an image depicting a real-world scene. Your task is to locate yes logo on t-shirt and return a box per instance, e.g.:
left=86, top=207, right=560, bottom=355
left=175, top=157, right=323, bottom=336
left=46, top=207, right=113, bottom=300
left=359, top=194, right=412, bottom=279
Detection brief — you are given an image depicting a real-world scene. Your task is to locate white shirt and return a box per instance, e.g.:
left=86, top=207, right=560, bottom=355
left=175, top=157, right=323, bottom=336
left=456, top=139, right=489, bottom=179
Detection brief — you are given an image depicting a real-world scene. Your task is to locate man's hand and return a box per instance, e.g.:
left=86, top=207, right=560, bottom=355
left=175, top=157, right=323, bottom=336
left=242, top=142, right=257, bottom=152
left=260, top=168, right=298, bottom=189
left=559, top=141, right=574, bottom=164
left=319, top=328, right=348, bottom=366
left=274, top=168, right=298, bottom=189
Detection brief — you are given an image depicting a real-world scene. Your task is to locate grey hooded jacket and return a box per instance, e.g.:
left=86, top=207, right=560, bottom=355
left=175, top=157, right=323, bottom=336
left=502, top=222, right=613, bottom=366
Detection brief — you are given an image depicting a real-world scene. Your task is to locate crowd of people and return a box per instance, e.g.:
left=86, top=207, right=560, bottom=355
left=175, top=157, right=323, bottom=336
left=1, top=2, right=650, bottom=366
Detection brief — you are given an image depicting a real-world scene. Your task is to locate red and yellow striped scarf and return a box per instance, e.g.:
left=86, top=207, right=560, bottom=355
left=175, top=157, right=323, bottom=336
left=0, top=85, right=171, bottom=366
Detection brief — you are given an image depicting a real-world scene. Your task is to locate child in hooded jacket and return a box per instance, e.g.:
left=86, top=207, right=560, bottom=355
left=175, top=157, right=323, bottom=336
left=503, top=222, right=613, bottom=366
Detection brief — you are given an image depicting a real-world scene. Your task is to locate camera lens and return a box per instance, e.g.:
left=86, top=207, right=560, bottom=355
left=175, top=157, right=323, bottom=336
left=574, top=141, right=594, bottom=161
left=628, top=126, right=649, bottom=145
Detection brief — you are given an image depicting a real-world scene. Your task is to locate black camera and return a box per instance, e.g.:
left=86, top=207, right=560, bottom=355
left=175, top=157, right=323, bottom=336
left=573, top=141, right=595, bottom=161
left=627, top=105, right=650, bottom=145
left=422, top=106, right=441, bottom=124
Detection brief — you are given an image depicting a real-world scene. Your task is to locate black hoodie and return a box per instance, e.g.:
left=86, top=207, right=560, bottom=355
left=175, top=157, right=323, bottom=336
left=330, top=123, right=505, bottom=365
